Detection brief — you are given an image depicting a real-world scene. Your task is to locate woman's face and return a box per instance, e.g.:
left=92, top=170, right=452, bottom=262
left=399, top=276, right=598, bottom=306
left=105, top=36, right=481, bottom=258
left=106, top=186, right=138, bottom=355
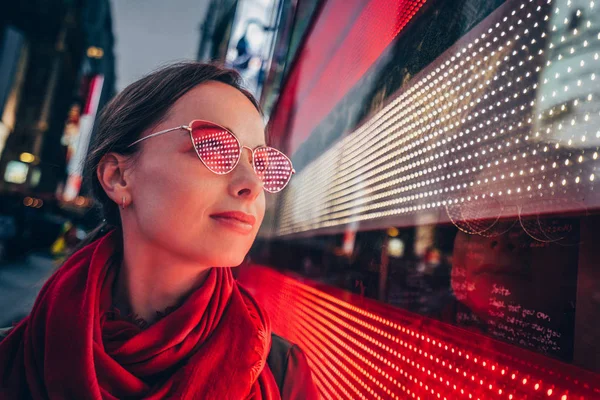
left=125, top=81, right=266, bottom=267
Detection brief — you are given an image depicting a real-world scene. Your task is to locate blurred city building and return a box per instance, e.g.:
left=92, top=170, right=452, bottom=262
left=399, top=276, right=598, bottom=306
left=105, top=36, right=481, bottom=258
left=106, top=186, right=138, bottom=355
left=0, top=0, right=115, bottom=259
left=0, top=0, right=115, bottom=199
left=197, top=0, right=321, bottom=115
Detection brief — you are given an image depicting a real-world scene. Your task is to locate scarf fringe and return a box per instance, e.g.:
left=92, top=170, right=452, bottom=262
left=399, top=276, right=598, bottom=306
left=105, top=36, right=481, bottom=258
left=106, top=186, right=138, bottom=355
left=241, top=291, right=271, bottom=383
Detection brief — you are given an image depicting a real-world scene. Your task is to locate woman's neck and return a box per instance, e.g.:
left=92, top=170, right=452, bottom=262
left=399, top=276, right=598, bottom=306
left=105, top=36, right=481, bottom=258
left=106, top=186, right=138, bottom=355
left=113, top=230, right=212, bottom=325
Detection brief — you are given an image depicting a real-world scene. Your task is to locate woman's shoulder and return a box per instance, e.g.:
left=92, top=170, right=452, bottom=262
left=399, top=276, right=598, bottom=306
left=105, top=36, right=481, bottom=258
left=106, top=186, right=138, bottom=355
left=267, top=333, right=319, bottom=399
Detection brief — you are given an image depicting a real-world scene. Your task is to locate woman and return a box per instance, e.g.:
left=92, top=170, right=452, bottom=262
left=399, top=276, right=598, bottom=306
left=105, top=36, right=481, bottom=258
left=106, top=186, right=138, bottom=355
left=0, top=62, right=318, bottom=399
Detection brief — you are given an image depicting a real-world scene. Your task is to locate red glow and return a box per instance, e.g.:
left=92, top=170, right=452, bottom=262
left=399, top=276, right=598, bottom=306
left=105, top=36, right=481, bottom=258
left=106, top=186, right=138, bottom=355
left=238, top=265, right=600, bottom=399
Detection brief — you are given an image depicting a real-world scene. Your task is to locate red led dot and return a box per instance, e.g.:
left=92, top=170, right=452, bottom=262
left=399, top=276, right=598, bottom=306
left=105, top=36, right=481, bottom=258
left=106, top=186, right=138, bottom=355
left=523, top=378, right=528, bottom=384
left=535, top=383, right=540, bottom=390
left=547, top=389, right=553, bottom=396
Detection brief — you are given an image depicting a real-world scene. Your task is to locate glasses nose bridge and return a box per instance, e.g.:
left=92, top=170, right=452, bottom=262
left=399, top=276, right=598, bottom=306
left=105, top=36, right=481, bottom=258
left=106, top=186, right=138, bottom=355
left=239, top=145, right=255, bottom=165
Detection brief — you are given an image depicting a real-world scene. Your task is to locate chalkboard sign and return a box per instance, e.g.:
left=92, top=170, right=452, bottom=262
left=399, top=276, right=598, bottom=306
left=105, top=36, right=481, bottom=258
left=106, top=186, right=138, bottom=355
left=450, top=217, right=579, bottom=361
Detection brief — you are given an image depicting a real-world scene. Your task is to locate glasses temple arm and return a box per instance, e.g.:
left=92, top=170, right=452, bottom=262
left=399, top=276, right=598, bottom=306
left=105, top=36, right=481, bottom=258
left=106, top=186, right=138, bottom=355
left=127, top=125, right=189, bottom=148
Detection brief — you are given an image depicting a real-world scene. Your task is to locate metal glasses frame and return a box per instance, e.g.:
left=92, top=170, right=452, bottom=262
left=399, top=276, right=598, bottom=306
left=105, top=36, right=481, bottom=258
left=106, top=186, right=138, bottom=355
left=127, top=119, right=295, bottom=193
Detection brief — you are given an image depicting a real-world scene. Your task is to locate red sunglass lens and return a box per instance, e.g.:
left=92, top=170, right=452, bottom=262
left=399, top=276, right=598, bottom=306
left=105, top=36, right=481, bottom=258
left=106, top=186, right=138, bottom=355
left=190, top=121, right=240, bottom=174
left=253, top=147, right=293, bottom=192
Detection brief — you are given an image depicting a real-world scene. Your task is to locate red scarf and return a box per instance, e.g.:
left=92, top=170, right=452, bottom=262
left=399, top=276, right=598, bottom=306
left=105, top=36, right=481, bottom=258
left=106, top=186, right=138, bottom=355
left=0, top=230, right=281, bottom=399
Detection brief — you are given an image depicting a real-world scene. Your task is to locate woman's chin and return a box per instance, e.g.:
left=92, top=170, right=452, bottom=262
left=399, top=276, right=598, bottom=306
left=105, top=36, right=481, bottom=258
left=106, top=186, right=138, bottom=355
left=176, top=242, right=249, bottom=267
left=202, top=254, right=247, bottom=268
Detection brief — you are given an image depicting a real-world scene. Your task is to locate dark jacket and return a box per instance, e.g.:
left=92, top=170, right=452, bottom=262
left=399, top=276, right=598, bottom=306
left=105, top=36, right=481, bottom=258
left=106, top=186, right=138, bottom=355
left=268, top=333, right=320, bottom=399
left=0, top=327, right=319, bottom=399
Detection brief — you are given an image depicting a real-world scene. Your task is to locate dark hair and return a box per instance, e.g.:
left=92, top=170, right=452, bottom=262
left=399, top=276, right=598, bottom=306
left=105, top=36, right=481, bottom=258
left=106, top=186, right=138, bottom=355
left=75, top=62, right=260, bottom=251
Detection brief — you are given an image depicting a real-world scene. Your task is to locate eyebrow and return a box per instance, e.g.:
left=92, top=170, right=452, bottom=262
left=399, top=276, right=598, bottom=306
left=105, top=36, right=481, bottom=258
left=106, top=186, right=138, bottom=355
left=223, top=125, right=267, bottom=147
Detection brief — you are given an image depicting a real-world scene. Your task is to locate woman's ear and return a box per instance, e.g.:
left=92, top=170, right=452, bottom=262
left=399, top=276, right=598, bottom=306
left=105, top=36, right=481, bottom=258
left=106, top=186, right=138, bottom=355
left=97, top=153, right=132, bottom=205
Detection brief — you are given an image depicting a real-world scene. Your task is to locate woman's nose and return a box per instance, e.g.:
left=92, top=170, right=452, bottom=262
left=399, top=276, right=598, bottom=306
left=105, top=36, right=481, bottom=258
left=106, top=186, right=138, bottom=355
left=229, top=147, right=263, bottom=198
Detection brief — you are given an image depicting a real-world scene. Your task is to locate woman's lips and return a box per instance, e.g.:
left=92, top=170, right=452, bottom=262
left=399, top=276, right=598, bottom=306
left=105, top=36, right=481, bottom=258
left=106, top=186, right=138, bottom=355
left=210, top=211, right=256, bottom=234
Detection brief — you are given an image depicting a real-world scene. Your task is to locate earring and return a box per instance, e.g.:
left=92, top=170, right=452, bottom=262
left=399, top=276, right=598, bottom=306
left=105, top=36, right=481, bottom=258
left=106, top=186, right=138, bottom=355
left=121, top=196, right=127, bottom=210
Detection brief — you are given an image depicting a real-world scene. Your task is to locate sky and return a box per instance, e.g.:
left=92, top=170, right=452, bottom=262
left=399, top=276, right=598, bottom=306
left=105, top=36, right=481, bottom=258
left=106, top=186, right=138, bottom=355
left=110, top=0, right=211, bottom=90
